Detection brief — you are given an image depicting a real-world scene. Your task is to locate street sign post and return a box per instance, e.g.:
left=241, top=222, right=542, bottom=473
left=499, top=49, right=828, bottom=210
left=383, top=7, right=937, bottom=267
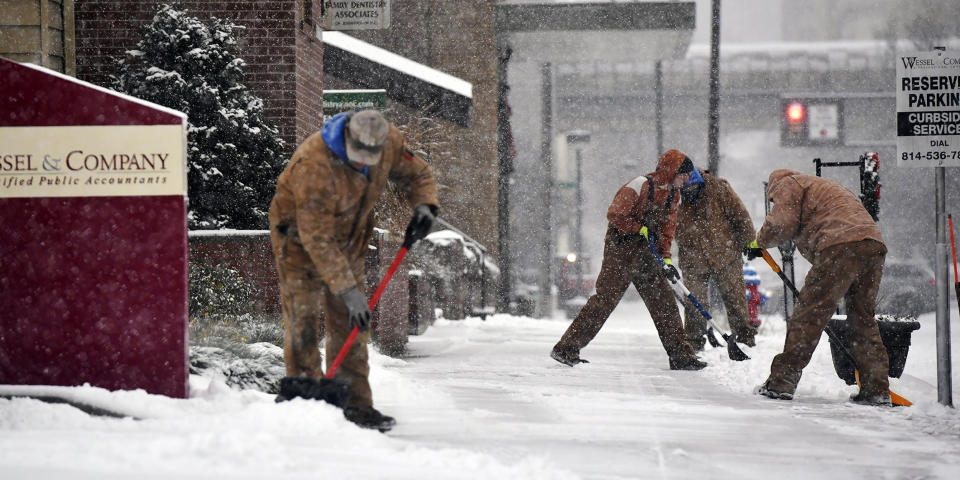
left=897, top=49, right=958, bottom=407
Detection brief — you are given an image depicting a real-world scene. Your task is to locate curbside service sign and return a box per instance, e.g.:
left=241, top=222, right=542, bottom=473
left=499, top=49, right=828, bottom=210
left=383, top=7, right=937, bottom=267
left=0, top=57, right=190, bottom=399
left=896, top=50, right=960, bottom=167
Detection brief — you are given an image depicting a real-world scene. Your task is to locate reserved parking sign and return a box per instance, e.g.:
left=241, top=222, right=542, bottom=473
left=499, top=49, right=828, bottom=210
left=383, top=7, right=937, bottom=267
left=896, top=50, right=960, bottom=167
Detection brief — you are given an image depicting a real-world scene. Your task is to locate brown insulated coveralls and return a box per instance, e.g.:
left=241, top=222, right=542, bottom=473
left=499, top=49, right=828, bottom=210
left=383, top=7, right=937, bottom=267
left=269, top=125, right=438, bottom=408
left=757, top=169, right=888, bottom=396
left=676, top=173, right=758, bottom=347
left=553, top=150, right=698, bottom=365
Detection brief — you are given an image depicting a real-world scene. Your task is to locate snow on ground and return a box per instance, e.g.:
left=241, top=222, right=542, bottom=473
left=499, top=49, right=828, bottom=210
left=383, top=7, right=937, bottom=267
left=2, top=300, right=960, bottom=479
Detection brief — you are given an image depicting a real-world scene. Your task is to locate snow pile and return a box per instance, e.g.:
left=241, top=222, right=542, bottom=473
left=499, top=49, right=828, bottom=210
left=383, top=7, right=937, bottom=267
left=0, top=346, right=576, bottom=479
left=2, top=303, right=958, bottom=478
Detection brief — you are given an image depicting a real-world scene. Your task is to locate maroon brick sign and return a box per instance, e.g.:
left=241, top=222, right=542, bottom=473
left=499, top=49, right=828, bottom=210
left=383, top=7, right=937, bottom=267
left=0, top=57, right=190, bottom=398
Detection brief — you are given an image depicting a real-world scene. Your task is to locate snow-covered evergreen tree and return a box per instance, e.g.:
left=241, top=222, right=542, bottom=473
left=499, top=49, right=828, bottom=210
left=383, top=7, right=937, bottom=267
left=114, top=4, right=285, bottom=229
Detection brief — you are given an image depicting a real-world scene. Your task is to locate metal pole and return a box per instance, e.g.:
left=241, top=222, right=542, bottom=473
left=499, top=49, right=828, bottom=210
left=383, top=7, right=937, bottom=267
left=765, top=181, right=795, bottom=320
left=707, top=0, right=721, bottom=175
left=495, top=43, right=513, bottom=312
left=655, top=60, right=664, bottom=156
left=575, top=147, right=584, bottom=294
left=935, top=166, right=953, bottom=406
left=538, top=62, right=554, bottom=318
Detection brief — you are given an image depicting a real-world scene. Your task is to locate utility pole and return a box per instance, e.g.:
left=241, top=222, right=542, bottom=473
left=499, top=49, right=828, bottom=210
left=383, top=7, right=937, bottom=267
left=538, top=62, right=553, bottom=318
left=566, top=130, right=591, bottom=297
left=707, top=0, right=721, bottom=174
left=496, top=43, right=513, bottom=313
left=655, top=60, right=664, bottom=156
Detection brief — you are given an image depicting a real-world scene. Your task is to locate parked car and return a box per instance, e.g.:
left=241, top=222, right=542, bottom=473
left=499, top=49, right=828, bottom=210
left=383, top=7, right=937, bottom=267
left=876, top=259, right=936, bottom=317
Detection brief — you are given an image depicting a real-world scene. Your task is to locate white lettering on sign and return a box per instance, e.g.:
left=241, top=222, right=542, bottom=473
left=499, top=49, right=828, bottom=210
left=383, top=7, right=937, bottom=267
left=896, top=50, right=960, bottom=167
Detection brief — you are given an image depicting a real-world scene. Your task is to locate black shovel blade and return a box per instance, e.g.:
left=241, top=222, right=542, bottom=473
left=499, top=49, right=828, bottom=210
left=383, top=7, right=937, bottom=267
left=723, top=333, right=750, bottom=361
left=706, top=327, right=722, bottom=348
left=276, top=376, right=353, bottom=409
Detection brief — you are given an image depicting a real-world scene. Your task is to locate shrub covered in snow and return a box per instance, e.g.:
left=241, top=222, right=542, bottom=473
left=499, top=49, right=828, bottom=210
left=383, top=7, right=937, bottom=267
left=114, top=4, right=285, bottom=229
left=188, top=262, right=283, bottom=347
left=188, top=262, right=284, bottom=392
left=189, top=342, right=284, bottom=393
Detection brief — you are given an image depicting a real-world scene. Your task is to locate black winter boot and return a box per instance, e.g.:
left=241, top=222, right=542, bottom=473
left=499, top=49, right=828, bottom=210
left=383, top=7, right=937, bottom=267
left=756, top=383, right=794, bottom=400
left=344, top=406, right=397, bottom=432
left=669, top=356, right=707, bottom=371
left=850, top=391, right=892, bottom=406
left=551, top=348, right=589, bottom=367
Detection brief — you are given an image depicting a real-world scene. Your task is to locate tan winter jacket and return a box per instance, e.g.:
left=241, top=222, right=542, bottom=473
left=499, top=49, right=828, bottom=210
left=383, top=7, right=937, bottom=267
left=757, top=169, right=883, bottom=262
left=269, top=125, right=438, bottom=295
left=677, top=173, right=756, bottom=275
left=607, top=149, right=686, bottom=258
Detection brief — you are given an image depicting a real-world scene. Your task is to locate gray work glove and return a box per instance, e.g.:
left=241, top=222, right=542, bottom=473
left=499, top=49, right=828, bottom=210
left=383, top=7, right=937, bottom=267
left=340, top=287, right=371, bottom=331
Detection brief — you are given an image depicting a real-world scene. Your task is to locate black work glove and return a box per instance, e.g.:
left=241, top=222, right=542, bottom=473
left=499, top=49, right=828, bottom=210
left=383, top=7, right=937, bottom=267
left=340, top=287, right=371, bottom=331
left=662, top=259, right=681, bottom=283
left=743, top=239, right=763, bottom=261
left=405, top=204, right=436, bottom=247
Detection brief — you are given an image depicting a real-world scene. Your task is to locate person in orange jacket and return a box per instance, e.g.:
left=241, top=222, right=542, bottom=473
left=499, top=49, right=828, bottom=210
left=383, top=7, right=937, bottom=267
left=748, top=169, right=889, bottom=405
left=551, top=150, right=706, bottom=371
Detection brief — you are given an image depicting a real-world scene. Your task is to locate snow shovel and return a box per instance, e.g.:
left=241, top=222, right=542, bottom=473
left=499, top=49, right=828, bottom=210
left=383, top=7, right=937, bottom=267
left=325, top=219, right=422, bottom=383
left=648, top=233, right=750, bottom=361
left=758, top=249, right=912, bottom=407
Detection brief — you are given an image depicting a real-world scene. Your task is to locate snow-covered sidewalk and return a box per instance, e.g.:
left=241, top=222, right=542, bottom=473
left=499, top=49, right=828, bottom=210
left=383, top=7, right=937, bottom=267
left=2, top=301, right=959, bottom=479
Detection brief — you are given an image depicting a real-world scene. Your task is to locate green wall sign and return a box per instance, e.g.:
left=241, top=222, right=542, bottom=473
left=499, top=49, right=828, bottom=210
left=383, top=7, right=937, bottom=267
left=323, top=89, right=387, bottom=123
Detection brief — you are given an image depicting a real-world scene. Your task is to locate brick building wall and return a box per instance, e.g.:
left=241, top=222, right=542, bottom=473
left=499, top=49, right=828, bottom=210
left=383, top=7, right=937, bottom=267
left=74, top=0, right=323, bottom=150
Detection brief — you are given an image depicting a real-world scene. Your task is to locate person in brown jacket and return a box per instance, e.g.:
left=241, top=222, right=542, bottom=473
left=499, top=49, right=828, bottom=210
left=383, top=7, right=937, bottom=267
left=551, top=150, right=706, bottom=371
left=749, top=169, right=890, bottom=405
left=269, top=110, right=439, bottom=430
left=676, top=170, right=759, bottom=349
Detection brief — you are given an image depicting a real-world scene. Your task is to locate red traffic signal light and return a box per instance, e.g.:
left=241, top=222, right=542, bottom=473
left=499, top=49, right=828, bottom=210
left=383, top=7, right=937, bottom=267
left=786, top=102, right=805, bottom=123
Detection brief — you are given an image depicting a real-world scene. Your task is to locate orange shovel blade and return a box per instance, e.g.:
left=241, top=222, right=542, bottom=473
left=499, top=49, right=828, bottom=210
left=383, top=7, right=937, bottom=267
left=855, top=370, right=912, bottom=407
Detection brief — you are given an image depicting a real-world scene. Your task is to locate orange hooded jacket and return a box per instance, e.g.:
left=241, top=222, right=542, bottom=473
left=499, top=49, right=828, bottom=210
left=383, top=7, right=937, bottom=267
left=606, top=149, right=687, bottom=258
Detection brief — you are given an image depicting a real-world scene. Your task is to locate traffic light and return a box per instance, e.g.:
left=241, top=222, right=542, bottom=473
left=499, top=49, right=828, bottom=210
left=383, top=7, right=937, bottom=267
left=786, top=102, right=805, bottom=123
left=782, top=100, right=806, bottom=144
left=780, top=97, right=844, bottom=147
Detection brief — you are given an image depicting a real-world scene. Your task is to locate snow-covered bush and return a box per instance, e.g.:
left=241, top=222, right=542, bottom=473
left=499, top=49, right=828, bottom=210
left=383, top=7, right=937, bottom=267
left=114, top=4, right=285, bottom=229
left=189, top=342, right=284, bottom=393
left=189, top=262, right=255, bottom=318
left=188, top=262, right=283, bottom=347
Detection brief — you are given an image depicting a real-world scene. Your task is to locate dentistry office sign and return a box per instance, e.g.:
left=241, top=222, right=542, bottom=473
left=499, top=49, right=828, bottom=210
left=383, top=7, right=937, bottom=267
left=896, top=50, right=960, bottom=167
left=0, top=124, right=185, bottom=198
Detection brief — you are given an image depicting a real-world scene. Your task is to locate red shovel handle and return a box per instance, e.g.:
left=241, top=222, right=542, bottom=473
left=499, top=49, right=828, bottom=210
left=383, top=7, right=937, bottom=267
left=325, top=246, right=409, bottom=379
